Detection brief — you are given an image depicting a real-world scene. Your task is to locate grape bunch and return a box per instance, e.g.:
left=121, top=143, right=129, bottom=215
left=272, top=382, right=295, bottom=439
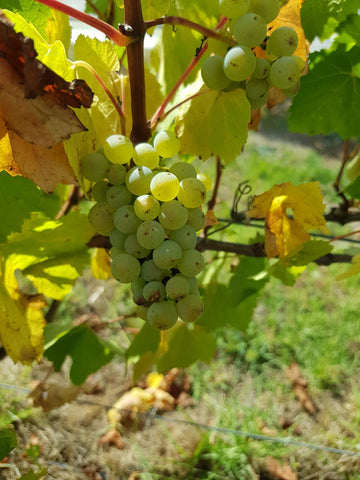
left=201, top=0, right=304, bottom=109
left=82, top=131, right=211, bottom=330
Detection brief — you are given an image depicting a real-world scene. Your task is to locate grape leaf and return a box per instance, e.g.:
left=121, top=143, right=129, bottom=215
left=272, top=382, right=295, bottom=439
left=249, top=182, right=327, bottom=258
left=337, top=253, right=360, bottom=281
left=91, top=248, right=111, bottom=280
left=176, top=86, right=250, bottom=163
left=0, top=428, right=17, bottom=460
left=0, top=0, right=50, bottom=38
left=126, top=322, right=161, bottom=364
left=142, top=0, right=170, bottom=21
left=44, top=325, right=114, bottom=385
left=337, top=14, right=360, bottom=46
left=46, top=9, right=71, bottom=54
left=288, top=45, right=360, bottom=140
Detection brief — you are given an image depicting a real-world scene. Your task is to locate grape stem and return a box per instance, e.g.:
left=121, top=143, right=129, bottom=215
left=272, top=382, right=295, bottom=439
left=150, top=17, right=229, bottom=129
left=207, top=156, right=223, bottom=213
left=33, top=0, right=133, bottom=47
left=145, top=16, right=235, bottom=46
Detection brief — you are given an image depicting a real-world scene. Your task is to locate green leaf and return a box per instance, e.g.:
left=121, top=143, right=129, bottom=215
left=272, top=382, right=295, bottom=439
left=0, top=428, right=17, bottom=460
left=142, top=0, right=170, bottom=20
left=301, top=0, right=359, bottom=41
left=344, top=176, right=360, bottom=199
left=229, top=257, right=268, bottom=305
left=2, top=0, right=50, bottom=38
left=289, top=45, right=360, bottom=139
left=156, top=323, right=216, bottom=372
left=337, top=14, right=360, bottom=46
left=44, top=325, right=114, bottom=385
left=176, top=87, right=250, bottom=163
left=0, top=172, right=61, bottom=244
left=126, top=322, right=161, bottom=364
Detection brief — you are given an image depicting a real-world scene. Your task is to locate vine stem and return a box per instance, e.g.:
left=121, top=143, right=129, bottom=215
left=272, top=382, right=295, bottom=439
left=74, top=60, right=126, bottom=135
left=34, top=0, right=132, bottom=47
left=150, top=16, right=228, bottom=129
left=145, top=16, right=235, bottom=46
left=330, top=229, right=360, bottom=243
left=207, top=156, right=223, bottom=212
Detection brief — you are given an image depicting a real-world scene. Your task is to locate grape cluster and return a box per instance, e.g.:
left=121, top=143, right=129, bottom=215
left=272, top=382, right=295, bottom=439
left=201, top=0, right=304, bottom=108
left=82, top=131, right=211, bottom=330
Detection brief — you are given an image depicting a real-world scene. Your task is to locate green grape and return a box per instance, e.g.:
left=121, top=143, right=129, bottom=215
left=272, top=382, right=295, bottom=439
left=92, top=181, right=109, bottom=203
left=248, top=92, right=268, bottom=109
left=187, top=208, right=206, bottom=232
left=246, top=78, right=268, bottom=100
left=248, top=0, right=280, bottom=23
left=168, top=225, right=197, bottom=250
left=282, top=81, right=300, bottom=97
left=169, top=162, right=197, bottom=181
left=126, top=166, right=153, bottom=196
left=82, top=152, right=109, bottom=182
left=141, top=259, right=170, bottom=282
left=201, top=55, right=231, bottom=91
left=269, top=56, right=301, bottom=89
left=110, top=246, right=124, bottom=257
left=133, top=143, right=160, bottom=169
left=219, top=0, right=250, bottom=18
left=114, top=205, right=142, bottom=234
left=233, top=13, right=267, bottom=48
left=185, top=276, right=199, bottom=294
left=196, top=172, right=212, bottom=191
left=266, top=26, right=298, bottom=59
left=124, top=234, right=151, bottom=258
left=109, top=228, right=127, bottom=249
left=158, top=201, right=189, bottom=230
left=177, top=294, right=204, bottom=322
left=143, top=281, right=166, bottom=303
left=153, top=130, right=181, bottom=158
left=132, top=286, right=146, bottom=306
left=153, top=240, right=182, bottom=270
left=293, top=55, right=306, bottom=73
left=166, top=275, right=191, bottom=301
left=136, top=220, right=166, bottom=249
left=177, top=178, right=207, bottom=208
left=106, top=185, right=132, bottom=208
left=131, top=276, right=146, bottom=295
left=178, top=249, right=204, bottom=277
left=136, top=305, right=148, bottom=321
left=88, top=202, right=114, bottom=235
left=111, top=253, right=141, bottom=283
left=223, top=46, right=256, bottom=82
left=252, top=57, right=271, bottom=79
left=134, top=194, right=160, bottom=221
left=147, top=301, right=178, bottom=330
left=107, top=163, right=126, bottom=185
left=103, top=134, right=134, bottom=165
left=150, top=172, right=180, bottom=202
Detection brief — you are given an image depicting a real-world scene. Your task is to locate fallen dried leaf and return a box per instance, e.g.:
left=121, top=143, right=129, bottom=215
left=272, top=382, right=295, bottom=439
left=98, top=429, right=124, bottom=449
left=29, top=375, right=80, bottom=411
left=265, top=456, right=298, bottom=480
left=286, top=363, right=317, bottom=415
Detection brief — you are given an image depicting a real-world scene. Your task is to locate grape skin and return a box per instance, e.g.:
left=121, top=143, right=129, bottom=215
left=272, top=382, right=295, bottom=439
left=82, top=152, right=109, bottom=182
left=201, top=55, right=231, bottom=91
left=147, top=301, right=178, bottom=330
left=104, top=134, right=134, bottom=165
left=249, top=0, right=280, bottom=23
left=114, top=205, right=142, bottom=234
left=136, top=220, right=166, bottom=250
left=187, top=208, right=206, bottom=232
left=106, top=185, right=132, bottom=208
left=233, top=13, right=267, bottom=49
left=266, top=26, right=298, bottom=59
left=178, top=249, right=205, bottom=277
left=168, top=224, right=197, bottom=250
left=143, top=281, right=166, bottom=303
left=88, top=203, right=114, bottom=235
left=92, top=181, right=109, bottom=203
left=126, top=166, right=153, bottom=196
left=150, top=172, right=180, bottom=202
left=223, top=46, right=256, bottom=82
left=177, top=294, right=204, bottom=322
left=219, top=0, right=250, bottom=18
left=133, top=194, right=160, bottom=221
left=153, top=130, right=181, bottom=158
left=111, top=253, right=141, bottom=283
left=177, top=178, right=207, bottom=208
left=141, top=259, right=170, bottom=282
left=158, top=201, right=189, bottom=230
left=166, top=275, right=191, bottom=301
left=269, top=56, right=301, bottom=89
left=252, top=57, right=271, bottom=79
left=133, top=143, right=160, bottom=169
left=169, top=162, right=197, bottom=181
left=152, top=240, right=182, bottom=270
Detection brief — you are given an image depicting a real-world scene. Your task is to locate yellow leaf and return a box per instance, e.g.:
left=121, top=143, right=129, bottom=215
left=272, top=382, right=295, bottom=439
left=337, top=254, right=360, bottom=280
left=91, top=248, right=111, bottom=280
left=146, top=372, right=164, bottom=389
left=205, top=210, right=219, bottom=228
left=249, top=182, right=327, bottom=258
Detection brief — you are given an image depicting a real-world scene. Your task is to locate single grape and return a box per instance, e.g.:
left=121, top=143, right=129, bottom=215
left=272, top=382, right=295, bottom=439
left=134, top=194, right=160, bottom=221
left=219, top=0, right=250, bottom=18
left=233, top=13, right=267, bottom=48
left=185, top=275, right=199, bottom=294
left=150, top=172, right=180, bottom=202
left=133, top=143, right=160, bottom=169
left=103, top=134, right=134, bottom=165
left=269, top=56, right=301, bottom=89
left=143, top=281, right=166, bottom=303
left=153, top=240, right=182, bottom=270
left=88, top=202, right=114, bottom=235
left=166, top=275, right=191, bottom=301
left=169, top=162, right=197, bottom=181
left=114, top=205, right=142, bottom=234
left=196, top=172, right=212, bottom=191
left=248, top=92, right=268, bottom=109
left=246, top=78, right=268, bottom=100
left=136, top=305, right=148, bottom=321
left=252, top=57, right=271, bottom=79
left=109, top=228, right=127, bottom=249
left=136, top=220, right=166, bottom=250
left=126, top=166, right=153, bottom=196
left=168, top=224, right=197, bottom=250
left=178, top=249, right=205, bottom=277
left=223, top=46, right=256, bottom=82
left=92, top=181, right=109, bottom=203
left=187, top=208, right=206, bottom=232
left=141, top=259, right=170, bottom=282
left=110, top=246, right=124, bottom=257
left=131, top=277, right=146, bottom=295
left=153, top=130, right=181, bottom=158
left=266, top=26, right=298, bottom=59
left=201, top=55, right=232, bottom=91
left=107, top=163, right=126, bottom=185
left=82, top=152, right=109, bottom=182
left=124, top=234, right=151, bottom=258
left=248, top=0, right=280, bottom=23
left=111, top=253, right=141, bottom=283
left=177, top=178, right=207, bottom=208
left=158, top=201, right=189, bottom=230
left=106, top=185, right=132, bottom=208
left=132, top=286, right=146, bottom=306
left=147, top=301, right=178, bottom=330
left=177, top=294, right=204, bottom=322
